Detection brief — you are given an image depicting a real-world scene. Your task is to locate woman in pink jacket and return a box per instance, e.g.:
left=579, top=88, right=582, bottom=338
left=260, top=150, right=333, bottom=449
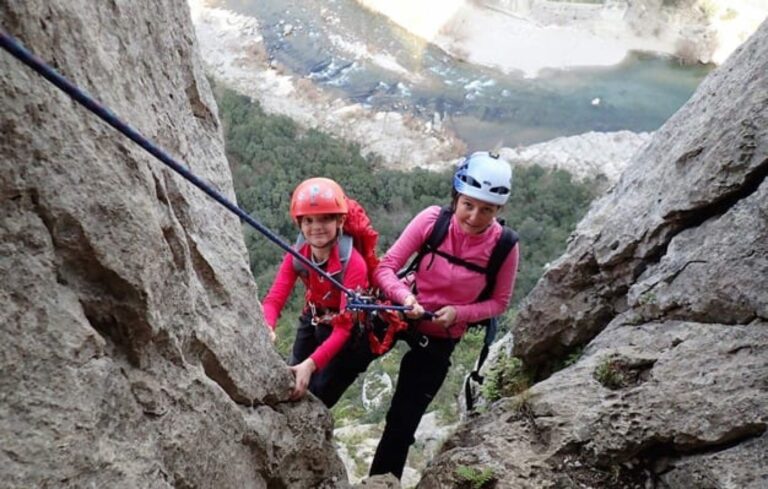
left=370, top=152, right=520, bottom=479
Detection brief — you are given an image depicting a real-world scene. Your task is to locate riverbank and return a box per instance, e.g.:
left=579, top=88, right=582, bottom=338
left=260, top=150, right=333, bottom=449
left=189, top=0, right=465, bottom=171
left=356, top=0, right=767, bottom=78
left=190, top=0, right=660, bottom=180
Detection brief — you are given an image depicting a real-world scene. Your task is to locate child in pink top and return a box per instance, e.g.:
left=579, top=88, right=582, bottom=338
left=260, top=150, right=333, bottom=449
left=262, top=178, right=367, bottom=406
left=370, top=152, right=519, bottom=479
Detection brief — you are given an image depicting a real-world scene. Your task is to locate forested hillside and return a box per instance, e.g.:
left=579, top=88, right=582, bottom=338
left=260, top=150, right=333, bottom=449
left=213, top=82, right=599, bottom=422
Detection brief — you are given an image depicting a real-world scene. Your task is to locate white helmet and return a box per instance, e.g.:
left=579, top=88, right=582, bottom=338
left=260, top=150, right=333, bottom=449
left=453, top=151, right=512, bottom=205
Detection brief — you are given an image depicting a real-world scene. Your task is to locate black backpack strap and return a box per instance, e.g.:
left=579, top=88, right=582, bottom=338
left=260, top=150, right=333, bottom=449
left=426, top=206, right=453, bottom=251
left=464, top=317, right=499, bottom=412
left=477, top=226, right=519, bottom=301
left=397, top=206, right=453, bottom=279
left=464, top=227, right=518, bottom=412
left=475, top=319, right=499, bottom=381
left=430, top=248, right=486, bottom=274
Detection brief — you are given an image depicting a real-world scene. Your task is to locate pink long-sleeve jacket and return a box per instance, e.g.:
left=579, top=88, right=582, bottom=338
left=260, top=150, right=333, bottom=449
left=262, top=242, right=368, bottom=370
left=374, top=206, right=519, bottom=339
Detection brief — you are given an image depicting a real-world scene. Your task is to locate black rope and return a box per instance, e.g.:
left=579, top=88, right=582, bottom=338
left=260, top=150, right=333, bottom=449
left=0, top=28, right=423, bottom=314
left=0, top=28, right=370, bottom=300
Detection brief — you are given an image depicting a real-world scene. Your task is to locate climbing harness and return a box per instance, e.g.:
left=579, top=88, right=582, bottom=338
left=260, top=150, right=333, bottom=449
left=307, top=302, right=339, bottom=326
left=362, top=305, right=409, bottom=356
left=0, top=28, right=410, bottom=316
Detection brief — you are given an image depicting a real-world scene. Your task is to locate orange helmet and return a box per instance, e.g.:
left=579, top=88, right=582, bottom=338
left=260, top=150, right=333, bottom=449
left=290, top=177, right=348, bottom=221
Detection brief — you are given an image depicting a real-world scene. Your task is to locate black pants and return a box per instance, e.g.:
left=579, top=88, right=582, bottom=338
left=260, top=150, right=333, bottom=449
left=369, top=333, right=457, bottom=479
left=289, top=313, right=376, bottom=408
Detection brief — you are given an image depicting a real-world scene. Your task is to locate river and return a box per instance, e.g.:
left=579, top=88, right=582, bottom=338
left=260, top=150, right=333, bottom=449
left=217, top=0, right=713, bottom=150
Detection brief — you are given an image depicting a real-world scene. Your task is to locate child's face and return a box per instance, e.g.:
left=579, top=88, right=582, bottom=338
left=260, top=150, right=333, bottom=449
left=300, top=214, right=342, bottom=249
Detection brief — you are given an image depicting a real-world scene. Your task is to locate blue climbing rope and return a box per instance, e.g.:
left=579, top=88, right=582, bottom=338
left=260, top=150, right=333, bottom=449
left=0, top=28, right=412, bottom=314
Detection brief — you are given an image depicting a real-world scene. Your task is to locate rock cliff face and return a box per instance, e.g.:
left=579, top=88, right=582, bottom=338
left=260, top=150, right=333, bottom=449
left=419, top=19, right=768, bottom=489
left=0, top=2, right=347, bottom=488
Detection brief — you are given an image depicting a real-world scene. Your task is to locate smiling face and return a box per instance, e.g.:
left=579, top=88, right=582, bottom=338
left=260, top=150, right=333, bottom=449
left=299, top=213, right=344, bottom=250
left=454, top=194, right=501, bottom=235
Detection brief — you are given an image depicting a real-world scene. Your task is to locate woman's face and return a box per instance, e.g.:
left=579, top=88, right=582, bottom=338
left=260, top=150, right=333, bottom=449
left=454, top=194, right=500, bottom=235
left=300, top=214, right=343, bottom=249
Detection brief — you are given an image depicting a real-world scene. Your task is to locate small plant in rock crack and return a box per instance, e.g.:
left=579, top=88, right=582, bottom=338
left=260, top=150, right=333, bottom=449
left=481, top=352, right=532, bottom=402
left=594, top=355, right=627, bottom=390
left=563, top=346, right=584, bottom=368
left=510, top=389, right=534, bottom=417
left=552, top=346, right=584, bottom=373
left=636, top=290, right=657, bottom=306
left=454, top=465, right=497, bottom=489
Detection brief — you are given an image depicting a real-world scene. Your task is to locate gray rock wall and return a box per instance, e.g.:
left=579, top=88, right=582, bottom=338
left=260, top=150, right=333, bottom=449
left=513, top=17, right=768, bottom=368
left=418, top=18, right=768, bottom=489
left=0, top=2, right=346, bottom=487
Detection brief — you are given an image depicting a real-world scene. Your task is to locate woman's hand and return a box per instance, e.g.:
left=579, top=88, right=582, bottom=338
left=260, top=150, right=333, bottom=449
left=433, top=306, right=457, bottom=329
left=403, top=294, right=425, bottom=319
left=289, top=358, right=317, bottom=400
left=268, top=328, right=276, bottom=343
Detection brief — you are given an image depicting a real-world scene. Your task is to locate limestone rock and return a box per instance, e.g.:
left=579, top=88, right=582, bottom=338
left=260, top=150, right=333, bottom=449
left=0, top=1, right=347, bottom=487
left=513, top=17, right=768, bottom=367
left=355, top=474, right=401, bottom=489
left=499, top=130, right=652, bottom=183
left=419, top=19, right=768, bottom=489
